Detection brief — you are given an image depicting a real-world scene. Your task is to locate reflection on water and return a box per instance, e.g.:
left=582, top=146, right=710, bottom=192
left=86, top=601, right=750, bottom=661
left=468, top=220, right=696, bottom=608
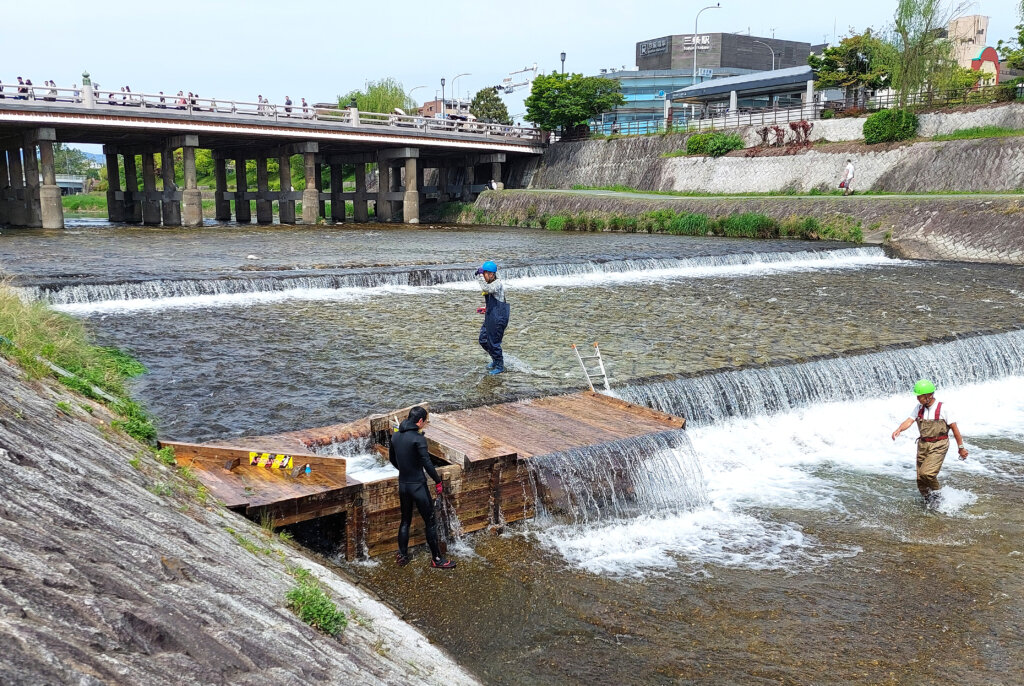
left=5, top=222, right=1024, bottom=684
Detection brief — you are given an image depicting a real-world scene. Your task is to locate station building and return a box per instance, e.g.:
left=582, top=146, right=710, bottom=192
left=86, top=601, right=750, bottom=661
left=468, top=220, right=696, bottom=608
left=591, top=32, right=822, bottom=131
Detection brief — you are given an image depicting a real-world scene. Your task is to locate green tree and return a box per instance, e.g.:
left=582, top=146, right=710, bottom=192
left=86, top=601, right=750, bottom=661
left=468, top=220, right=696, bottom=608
left=52, top=144, right=92, bottom=176
left=524, top=72, right=625, bottom=131
left=338, top=77, right=417, bottom=114
left=997, top=23, right=1024, bottom=70
left=885, top=0, right=964, bottom=107
left=808, top=30, right=895, bottom=103
left=470, top=87, right=512, bottom=124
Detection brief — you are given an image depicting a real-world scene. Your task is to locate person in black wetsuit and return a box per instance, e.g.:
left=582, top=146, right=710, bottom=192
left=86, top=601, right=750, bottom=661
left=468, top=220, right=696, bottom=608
left=388, top=406, right=456, bottom=569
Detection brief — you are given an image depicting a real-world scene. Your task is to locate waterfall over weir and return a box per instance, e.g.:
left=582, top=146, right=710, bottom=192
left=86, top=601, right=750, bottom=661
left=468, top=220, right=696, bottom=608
left=618, top=329, right=1024, bottom=427
left=527, top=430, right=708, bottom=526
left=21, top=246, right=889, bottom=307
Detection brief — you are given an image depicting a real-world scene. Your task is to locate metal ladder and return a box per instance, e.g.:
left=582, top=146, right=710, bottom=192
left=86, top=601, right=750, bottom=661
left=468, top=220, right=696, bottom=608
left=572, top=342, right=610, bottom=392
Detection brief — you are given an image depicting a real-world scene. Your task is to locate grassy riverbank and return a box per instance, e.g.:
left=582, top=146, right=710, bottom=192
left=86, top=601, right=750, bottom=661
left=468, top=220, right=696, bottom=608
left=437, top=200, right=864, bottom=242
left=61, top=194, right=371, bottom=220
left=0, top=282, right=156, bottom=442
left=568, top=184, right=1024, bottom=198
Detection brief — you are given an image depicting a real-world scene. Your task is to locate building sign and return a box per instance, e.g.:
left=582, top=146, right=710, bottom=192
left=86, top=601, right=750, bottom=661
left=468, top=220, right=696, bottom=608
left=697, top=68, right=714, bottom=78
left=639, top=37, right=670, bottom=57
left=682, top=34, right=712, bottom=51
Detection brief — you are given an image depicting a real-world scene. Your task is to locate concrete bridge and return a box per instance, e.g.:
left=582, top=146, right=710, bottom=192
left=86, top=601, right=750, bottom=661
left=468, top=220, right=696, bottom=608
left=0, top=81, right=545, bottom=229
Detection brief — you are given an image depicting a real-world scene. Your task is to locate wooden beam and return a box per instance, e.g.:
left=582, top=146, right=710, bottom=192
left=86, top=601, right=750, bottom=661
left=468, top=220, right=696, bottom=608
left=159, top=440, right=346, bottom=477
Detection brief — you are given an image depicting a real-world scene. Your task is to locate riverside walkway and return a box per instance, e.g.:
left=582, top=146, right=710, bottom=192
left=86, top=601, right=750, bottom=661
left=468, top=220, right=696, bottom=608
left=162, top=392, right=687, bottom=559
left=0, top=81, right=544, bottom=229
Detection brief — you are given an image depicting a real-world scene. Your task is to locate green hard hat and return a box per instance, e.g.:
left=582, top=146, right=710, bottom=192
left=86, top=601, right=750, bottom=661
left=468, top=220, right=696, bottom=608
left=913, top=379, right=936, bottom=395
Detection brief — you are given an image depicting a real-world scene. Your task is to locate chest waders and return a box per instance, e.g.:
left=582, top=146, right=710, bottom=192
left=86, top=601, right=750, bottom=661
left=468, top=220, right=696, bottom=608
left=479, top=291, right=510, bottom=370
left=915, top=402, right=949, bottom=498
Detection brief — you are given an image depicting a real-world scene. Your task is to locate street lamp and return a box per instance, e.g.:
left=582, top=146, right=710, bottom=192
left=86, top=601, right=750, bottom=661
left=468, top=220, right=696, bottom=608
left=451, top=73, right=470, bottom=111
left=440, top=77, right=446, bottom=118
left=751, top=39, right=776, bottom=70
left=407, top=85, right=426, bottom=106
left=560, top=52, right=566, bottom=75
left=692, top=3, right=721, bottom=85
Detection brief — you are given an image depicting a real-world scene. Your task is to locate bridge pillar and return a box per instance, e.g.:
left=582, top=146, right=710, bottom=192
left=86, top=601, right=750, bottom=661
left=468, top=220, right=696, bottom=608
left=141, top=152, right=162, bottom=225
left=301, top=150, right=319, bottom=224
left=255, top=156, right=273, bottom=224
left=437, top=167, right=449, bottom=202
left=403, top=157, right=419, bottom=224
left=461, top=163, right=475, bottom=202
left=161, top=146, right=181, bottom=226
left=213, top=157, right=232, bottom=221
left=491, top=161, right=502, bottom=187
left=180, top=140, right=203, bottom=227
left=7, top=147, right=28, bottom=227
left=353, top=163, right=369, bottom=223
left=123, top=153, right=142, bottom=223
left=376, top=160, right=392, bottom=222
left=234, top=157, right=251, bottom=223
left=22, top=136, right=41, bottom=228
left=0, top=150, right=10, bottom=226
left=277, top=154, right=295, bottom=224
left=36, top=129, right=64, bottom=230
left=314, top=158, right=326, bottom=219
left=103, top=147, right=125, bottom=223
left=330, top=163, right=345, bottom=223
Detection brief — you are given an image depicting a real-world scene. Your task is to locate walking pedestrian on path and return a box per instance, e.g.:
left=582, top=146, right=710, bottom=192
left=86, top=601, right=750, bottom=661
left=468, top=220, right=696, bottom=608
left=841, top=158, right=855, bottom=196
left=475, top=260, right=510, bottom=375
left=891, top=379, right=968, bottom=504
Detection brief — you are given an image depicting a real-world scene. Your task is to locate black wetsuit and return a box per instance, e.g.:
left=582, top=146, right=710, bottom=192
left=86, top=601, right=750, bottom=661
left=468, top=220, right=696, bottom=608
left=388, top=418, right=442, bottom=559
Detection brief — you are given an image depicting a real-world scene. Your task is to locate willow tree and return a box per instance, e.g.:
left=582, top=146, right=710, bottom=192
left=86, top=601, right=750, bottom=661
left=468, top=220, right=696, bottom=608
left=886, top=0, right=967, bottom=107
left=338, top=77, right=417, bottom=113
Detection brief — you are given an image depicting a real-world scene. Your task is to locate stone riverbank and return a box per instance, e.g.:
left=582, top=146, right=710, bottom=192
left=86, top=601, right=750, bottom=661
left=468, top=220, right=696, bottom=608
left=469, top=189, right=1024, bottom=264
left=0, top=356, right=479, bottom=685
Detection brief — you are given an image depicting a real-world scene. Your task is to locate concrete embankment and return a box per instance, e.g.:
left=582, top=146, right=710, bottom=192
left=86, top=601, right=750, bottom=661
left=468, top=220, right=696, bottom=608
left=0, top=357, right=478, bottom=685
left=530, top=134, right=1024, bottom=195
left=472, top=189, right=1024, bottom=264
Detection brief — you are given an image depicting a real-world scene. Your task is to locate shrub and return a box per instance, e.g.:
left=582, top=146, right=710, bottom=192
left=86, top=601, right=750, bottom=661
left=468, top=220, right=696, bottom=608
left=545, top=215, right=568, bottom=231
left=995, top=77, right=1024, bottom=102
left=286, top=579, right=347, bottom=636
left=863, top=108, right=919, bottom=144
left=718, top=213, right=778, bottom=238
left=686, top=131, right=745, bottom=157
left=667, top=212, right=710, bottom=235
left=821, top=109, right=835, bottom=120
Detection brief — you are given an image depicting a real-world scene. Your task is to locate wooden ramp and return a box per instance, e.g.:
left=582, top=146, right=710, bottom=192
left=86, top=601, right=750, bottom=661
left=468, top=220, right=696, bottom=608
left=162, top=391, right=685, bottom=559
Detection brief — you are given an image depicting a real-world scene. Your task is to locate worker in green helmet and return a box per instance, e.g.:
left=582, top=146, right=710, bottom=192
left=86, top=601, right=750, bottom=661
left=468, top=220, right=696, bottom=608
left=891, top=379, right=968, bottom=502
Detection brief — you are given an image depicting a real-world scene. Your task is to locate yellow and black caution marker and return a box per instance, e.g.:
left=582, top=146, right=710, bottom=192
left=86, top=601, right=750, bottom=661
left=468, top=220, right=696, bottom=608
left=272, top=454, right=293, bottom=470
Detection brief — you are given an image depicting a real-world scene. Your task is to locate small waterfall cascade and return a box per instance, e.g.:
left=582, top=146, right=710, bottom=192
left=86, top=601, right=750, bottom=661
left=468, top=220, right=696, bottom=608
left=527, top=430, right=708, bottom=526
left=20, top=247, right=887, bottom=305
left=617, top=329, right=1024, bottom=427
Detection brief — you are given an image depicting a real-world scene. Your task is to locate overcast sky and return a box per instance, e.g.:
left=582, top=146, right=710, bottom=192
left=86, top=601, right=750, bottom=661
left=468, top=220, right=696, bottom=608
left=6, top=0, right=1020, bottom=143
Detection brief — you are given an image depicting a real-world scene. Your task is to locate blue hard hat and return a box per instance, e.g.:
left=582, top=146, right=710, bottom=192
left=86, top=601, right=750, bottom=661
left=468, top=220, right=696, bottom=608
left=481, top=260, right=498, bottom=273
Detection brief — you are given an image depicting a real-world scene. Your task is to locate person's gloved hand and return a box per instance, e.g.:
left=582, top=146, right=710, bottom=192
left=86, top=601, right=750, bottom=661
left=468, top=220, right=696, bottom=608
left=474, top=268, right=484, bottom=275
left=476, top=307, right=486, bottom=314
left=435, top=482, right=443, bottom=494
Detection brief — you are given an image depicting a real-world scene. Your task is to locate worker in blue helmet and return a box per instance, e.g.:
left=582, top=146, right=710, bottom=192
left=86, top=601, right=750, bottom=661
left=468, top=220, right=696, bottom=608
left=474, top=260, right=510, bottom=374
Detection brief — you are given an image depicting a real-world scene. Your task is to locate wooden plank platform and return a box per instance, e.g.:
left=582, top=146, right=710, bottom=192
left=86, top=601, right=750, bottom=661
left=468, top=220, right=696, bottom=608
left=161, top=391, right=686, bottom=559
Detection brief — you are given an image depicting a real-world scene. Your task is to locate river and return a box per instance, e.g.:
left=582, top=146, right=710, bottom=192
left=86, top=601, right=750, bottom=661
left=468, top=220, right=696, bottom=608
left=3, top=218, right=1023, bottom=684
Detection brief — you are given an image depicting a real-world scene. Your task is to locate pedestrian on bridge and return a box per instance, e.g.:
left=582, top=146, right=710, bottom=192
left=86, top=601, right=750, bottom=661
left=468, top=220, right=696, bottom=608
left=389, top=406, right=456, bottom=569
left=284, top=95, right=292, bottom=116
left=475, top=260, right=511, bottom=375
left=891, top=379, right=968, bottom=505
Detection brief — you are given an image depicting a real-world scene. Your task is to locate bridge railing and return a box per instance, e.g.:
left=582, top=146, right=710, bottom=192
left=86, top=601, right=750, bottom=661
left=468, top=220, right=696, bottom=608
left=0, top=82, right=543, bottom=143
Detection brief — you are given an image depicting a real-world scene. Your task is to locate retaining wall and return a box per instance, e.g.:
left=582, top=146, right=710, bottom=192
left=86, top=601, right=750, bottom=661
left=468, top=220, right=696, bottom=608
left=531, top=136, right=1024, bottom=194
left=473, top=190, right=1024, bottom=264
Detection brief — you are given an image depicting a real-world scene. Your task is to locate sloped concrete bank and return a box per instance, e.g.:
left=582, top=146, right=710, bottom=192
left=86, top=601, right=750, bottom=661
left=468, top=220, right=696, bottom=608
left=531, top=135, right=1024, bottom=194
left=0, top=357, right=479, bottom=686
left=473, top=190, right=1024, bottom=264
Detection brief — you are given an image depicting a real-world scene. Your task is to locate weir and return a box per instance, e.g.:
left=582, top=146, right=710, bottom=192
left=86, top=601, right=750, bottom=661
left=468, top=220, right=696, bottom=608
left=162, top=391, right=687, bottom=559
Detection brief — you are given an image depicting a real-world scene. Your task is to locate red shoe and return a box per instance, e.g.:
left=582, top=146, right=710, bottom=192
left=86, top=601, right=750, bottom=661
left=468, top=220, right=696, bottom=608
left=430, top=558, right=457, bottom=569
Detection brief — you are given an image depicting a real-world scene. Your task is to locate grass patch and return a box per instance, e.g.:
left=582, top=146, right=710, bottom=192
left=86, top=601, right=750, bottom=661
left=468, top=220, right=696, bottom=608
left=61, top=193, right=107, bottom=213
left=932, top=126, right=1024, bottom=142
left=56, top=400, right=74, bottom=414
left=285, top=568, right=347, bottom=637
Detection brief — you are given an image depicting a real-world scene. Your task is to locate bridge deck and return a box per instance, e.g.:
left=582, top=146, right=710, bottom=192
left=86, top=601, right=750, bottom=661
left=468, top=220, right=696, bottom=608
left=162, top=391, right=685, bottom=558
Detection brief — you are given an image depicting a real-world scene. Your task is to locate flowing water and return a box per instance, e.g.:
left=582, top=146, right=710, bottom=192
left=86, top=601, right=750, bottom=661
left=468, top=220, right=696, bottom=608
left=3, top=220, right=1024, bottom=684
